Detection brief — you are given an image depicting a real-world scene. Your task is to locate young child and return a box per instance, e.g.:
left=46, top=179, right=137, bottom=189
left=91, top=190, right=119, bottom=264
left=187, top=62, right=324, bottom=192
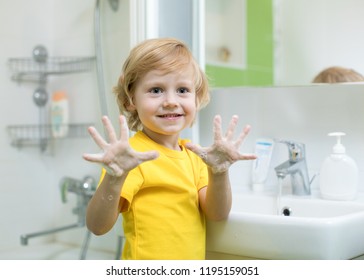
left=83, top=38, right=256, bottom=260
left=312, top=66, right=364, bottom=83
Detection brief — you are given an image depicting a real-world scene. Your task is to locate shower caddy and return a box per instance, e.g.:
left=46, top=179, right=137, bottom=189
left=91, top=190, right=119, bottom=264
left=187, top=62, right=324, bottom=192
left=7, top=45, right=95, bottom=151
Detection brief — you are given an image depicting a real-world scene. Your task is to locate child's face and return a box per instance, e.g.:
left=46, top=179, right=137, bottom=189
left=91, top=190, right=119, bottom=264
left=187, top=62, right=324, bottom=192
left=131, top=65, right=197, bottom=139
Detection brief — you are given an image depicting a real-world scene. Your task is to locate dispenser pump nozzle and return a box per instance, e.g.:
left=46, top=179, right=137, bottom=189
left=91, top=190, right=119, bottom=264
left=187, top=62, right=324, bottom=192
left=328, top=132, right=346, bottom=154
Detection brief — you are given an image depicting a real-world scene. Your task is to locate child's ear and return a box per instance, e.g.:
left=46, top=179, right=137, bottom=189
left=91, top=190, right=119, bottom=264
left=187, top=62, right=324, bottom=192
left=126, top=100, right=136, bottom=112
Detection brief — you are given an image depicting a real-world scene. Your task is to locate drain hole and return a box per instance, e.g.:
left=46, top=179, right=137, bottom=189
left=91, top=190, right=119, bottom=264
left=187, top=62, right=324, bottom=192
left=281, top=207, right=292, bottom=216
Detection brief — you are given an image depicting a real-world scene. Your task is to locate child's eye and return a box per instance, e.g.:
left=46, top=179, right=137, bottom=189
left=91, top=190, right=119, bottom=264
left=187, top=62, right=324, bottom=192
left=149, top=87, right=163, bottom=94
left=177, top=87, right=190, bottom=94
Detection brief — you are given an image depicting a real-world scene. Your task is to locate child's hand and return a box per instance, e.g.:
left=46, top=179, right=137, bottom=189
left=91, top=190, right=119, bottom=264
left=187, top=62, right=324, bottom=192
left=185, top=115, right=256, bottom=174
left=83, top=115, right=159, bottom=177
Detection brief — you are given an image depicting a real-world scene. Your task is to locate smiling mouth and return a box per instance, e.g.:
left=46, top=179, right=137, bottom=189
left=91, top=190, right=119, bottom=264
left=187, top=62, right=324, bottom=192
left=157, top=113, right=184, bottom=118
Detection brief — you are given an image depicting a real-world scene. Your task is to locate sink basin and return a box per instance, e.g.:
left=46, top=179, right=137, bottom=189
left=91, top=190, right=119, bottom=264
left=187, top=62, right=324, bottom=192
left=206, top=191, right=364, bottom=259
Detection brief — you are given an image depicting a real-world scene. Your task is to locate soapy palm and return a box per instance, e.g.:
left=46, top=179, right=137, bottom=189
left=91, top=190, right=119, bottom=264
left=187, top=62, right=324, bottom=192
left=185, top=115, right=256, bottom=174
left=83, top=115, right=159, bottom=177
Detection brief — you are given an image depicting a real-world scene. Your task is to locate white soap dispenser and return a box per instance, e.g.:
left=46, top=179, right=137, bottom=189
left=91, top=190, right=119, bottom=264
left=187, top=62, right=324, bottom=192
left=319, top=132, right=358, bottom=200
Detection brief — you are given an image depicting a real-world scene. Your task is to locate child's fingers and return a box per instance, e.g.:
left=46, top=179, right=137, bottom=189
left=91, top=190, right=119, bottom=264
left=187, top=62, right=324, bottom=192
left=184, top=142, right=199, bottom=154
left=213, top=115, right=223, bottom=141
left=87, top=126, right=107, bottom=149
left=184, top=143, right=208, bottom=161
left=237, top=153, right=257, bottom=160
left=225, top=115, right=239, bottom=140
left=119, top=115, right=130, bottom=142
left=102, top=115, right=117, bottom=143
left=135, top=150, right=159, bottom=162
left=82, top=152, right=104, bottom=163
left=235, top=124, right=251, bottom=147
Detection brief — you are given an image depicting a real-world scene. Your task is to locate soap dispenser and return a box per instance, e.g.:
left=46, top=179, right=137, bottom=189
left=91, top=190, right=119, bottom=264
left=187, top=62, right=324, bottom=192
left=319, top=132, right=358, bottom=200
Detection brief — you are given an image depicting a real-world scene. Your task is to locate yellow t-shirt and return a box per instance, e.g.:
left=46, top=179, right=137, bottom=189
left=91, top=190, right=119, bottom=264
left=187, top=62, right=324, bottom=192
left=101, top=131, right=208, bottom=260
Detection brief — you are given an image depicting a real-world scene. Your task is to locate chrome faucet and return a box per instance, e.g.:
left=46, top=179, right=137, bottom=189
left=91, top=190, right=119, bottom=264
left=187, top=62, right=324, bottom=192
left=20, top=176, right=96, bottom=246
left=274, top=140, right=311, bottom=195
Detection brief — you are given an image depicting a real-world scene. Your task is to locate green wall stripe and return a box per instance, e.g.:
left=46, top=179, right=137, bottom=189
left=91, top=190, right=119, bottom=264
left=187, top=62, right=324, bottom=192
left=206, top=0, right=273, bottom=87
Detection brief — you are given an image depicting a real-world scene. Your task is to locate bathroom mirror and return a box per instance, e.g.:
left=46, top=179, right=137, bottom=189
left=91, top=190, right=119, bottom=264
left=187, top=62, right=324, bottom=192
left=98, top=0, right=364, bottom=89
left=274, top=0, right=364, bottom=87
left=206, top=0, right=364, bottom=87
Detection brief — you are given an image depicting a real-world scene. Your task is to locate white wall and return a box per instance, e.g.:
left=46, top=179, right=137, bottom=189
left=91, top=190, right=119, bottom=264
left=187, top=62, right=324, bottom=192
left=0, top=0, right=128, bottom=255
left=275, top=0, right=364, bottom=85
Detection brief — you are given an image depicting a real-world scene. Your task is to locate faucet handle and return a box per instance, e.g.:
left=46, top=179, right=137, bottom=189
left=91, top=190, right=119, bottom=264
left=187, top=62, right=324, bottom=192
left=276, top=139, right=305, bottom=162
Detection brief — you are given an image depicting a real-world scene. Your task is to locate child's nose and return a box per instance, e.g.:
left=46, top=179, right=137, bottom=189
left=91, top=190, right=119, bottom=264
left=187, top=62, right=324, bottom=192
left=163, top=91, right=178, bottom=107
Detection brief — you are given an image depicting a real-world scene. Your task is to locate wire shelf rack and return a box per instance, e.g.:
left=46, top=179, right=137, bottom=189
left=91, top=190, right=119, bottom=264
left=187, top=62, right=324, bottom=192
left=7, top=123, right=93, bottom=149
left=8, top=56, right=95, bottom=82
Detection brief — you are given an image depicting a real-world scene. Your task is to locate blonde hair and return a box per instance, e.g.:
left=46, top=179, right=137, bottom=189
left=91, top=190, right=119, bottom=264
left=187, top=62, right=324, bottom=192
left=312, top=66, right=364, bottom=83
left=113, top=38, right=210, bottom=131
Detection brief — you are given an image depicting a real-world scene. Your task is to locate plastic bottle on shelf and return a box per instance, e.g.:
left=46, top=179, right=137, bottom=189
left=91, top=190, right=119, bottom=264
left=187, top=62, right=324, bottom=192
left=51, top=91, right=69, bottom=138
left=319, top=132, right=358, bottom=200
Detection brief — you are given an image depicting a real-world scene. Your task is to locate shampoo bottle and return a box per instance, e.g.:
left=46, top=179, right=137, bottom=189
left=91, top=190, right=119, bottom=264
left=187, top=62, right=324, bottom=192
left=319, top=132, right=358, bottom=200
left=51, top=91, right=69, bottom=138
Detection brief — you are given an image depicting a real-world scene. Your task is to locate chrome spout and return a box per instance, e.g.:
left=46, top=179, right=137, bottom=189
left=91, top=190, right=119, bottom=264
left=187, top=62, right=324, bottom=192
left=60, top=176, right=96, bottom=203
left=20, top=222, right=83, bottom=246
left=274, top=140, right=311, bottom=195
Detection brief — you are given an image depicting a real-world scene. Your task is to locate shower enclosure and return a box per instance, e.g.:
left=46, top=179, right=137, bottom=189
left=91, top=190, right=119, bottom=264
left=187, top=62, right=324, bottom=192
left=4, top=0, right=126, bottom=260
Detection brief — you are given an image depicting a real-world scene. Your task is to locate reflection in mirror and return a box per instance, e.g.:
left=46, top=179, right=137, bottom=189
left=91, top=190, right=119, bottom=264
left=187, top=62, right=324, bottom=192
left=205, top=0, right=247, bottom=69
left=206, top=0, right=364, bottom=87
left=99, top=0, right=364, bottom=90
left=205, top=0, right=273, bottom=88
left=312, top=66, right=364, bottom=84
left=275, top=0, right=364, bottom=86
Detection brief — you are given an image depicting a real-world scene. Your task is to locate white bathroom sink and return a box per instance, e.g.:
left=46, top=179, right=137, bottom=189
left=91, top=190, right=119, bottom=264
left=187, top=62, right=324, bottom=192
left=206, top=191, right=364, bottom=259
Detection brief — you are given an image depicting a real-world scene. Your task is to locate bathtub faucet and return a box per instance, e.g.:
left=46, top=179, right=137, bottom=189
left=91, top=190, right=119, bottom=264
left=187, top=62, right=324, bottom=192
left=60, top=176, right=96, bottom=224
left=20, top=175, right=96, bottom=246
left=274, top=140, right=311, bottom=196
left=20, top=223, right=83, bottom=246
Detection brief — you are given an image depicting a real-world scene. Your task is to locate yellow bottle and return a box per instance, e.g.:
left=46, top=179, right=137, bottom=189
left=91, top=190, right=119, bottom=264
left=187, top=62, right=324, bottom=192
left=51, top=91, right=69, bottom=138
